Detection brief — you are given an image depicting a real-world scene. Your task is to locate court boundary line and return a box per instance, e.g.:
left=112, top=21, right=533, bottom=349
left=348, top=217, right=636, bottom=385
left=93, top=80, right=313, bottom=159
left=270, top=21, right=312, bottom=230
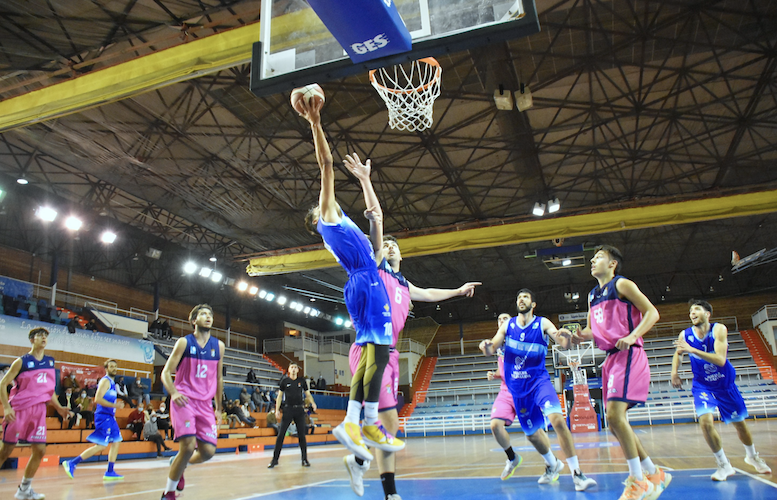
left=732, top=467, right=777, bottom=489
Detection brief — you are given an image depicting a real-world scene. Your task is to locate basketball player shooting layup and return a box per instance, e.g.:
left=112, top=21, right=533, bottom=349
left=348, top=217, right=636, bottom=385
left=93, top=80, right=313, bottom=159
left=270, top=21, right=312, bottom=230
left=296, top=89, right=403, bottom=461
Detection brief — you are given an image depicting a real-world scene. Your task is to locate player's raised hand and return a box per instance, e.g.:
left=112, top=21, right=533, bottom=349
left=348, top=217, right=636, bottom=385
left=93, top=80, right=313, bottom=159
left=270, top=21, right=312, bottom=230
left=673, top=337, right=692, bottom=355
left=479, top=339, right=495, bottom=356
left=343, top=153, right=371, bottom=181
left=569, top=330, right=585, bottom=345
left=458, top=282, right=482, bottom=297
left=298, top=97, right=322, bottom=125
left=364, top=206, right=382, bottom=224
left=486, top=370, right=496, bottom=381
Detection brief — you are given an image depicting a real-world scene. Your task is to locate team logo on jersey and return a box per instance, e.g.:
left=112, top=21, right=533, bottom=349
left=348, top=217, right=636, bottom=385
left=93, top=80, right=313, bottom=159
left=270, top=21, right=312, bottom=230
left=211, top=349, right=215, bottom=357
left=544, top=400, right=551, bottom=408
left=27, top=361, right=34, bottom=368
left=704, top=364, right=717, bottom=374
left=730, top=411, right=738, bottom=418
left=603, top=288, right=609, bottom=296
left=687, top=335, right=694, bottom=343
left=532, top=322, right=539, bottom=329
left=699, top=392, right=709, bottom=399
left=190, top=346, right=196, bottom=354
left=520, top=407, right=527, bottom=414
left=185, top=420, right=191, bottom=428
left=49, top=360, right=54, bottom=366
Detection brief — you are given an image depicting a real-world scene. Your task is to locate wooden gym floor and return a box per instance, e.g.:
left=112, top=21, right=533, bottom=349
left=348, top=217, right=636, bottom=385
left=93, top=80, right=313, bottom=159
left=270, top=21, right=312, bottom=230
left=1, top=419, right=774, bottom=499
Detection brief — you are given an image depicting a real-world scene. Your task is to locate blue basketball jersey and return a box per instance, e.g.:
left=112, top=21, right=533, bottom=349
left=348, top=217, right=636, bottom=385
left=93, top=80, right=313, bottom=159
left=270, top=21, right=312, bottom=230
left=685, top=324, right=737, bottom=392
left=95, top=375, right=118, bottom=416
left=317, top=213, right=376, bottom=275
left=503, top=315, right=551, bottom=394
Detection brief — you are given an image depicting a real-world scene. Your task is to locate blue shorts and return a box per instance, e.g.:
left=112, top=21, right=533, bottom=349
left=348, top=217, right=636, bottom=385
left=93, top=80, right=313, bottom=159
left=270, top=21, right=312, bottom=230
left=509, top=378, right=563, bottom=436
left=693, top=385, right=748, bottom=423
left=345, top=268, right=392, bottom=346
left=87, top=412, right=123, bottom=447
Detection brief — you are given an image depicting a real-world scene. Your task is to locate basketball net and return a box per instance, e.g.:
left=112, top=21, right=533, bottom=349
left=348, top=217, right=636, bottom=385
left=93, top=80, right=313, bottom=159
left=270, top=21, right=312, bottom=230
left=370, top=57, right=442, bottom=132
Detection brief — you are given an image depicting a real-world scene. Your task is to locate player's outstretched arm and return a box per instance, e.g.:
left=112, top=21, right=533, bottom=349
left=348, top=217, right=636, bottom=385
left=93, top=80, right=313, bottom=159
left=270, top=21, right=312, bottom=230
left=299, top=98, right=338, bottom=224
left=345, top=153, right=383, bottom=255
left=480, top=321, right=508, bottom=356
left=408, top=282, right=482, bottom=302
left=671, top=333, right=684, bottom=388
left=544, top=318, right=571, bottom=349
left=575, top=311, right=595, bottom=344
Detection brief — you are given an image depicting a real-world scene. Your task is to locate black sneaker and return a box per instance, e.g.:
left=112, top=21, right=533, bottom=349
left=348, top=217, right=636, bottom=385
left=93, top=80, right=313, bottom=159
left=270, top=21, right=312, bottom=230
left=268, top=461, right=279, bottom=469
left=302, top=459, right=311, bottom=467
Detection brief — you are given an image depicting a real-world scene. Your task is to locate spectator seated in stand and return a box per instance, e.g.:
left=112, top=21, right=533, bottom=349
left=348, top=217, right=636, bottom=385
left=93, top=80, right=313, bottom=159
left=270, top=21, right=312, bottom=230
left=156, top=402, right=172, bottom=440
left=67, top=317, right=79, bottom=334
left=63, top=372, right=81, bottom=393
left=265, top=408, right=279, bottom=436
left=251, top=388, right=269, bottom=412
left=57, top=387, right=81, bottom=429
left=73, top=390, right=94, bottom=429
left=224, top=401, right=241, bottom=429
left=143, top=411, right=172, bottom=457
left=246, top=368, right=258, bottom=384
left=239, top=387, right=254, bottom=411
left=149, top=318, right=163, bottom=337
left=85, top=318, right=98, bottom=331
left=126, top=404, right=146, bottom=439
left=129, top=377, right=151, bottom=407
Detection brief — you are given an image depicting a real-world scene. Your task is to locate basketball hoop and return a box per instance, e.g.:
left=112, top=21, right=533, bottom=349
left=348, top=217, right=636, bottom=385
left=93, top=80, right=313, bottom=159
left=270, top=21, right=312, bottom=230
left=369, top=57, right=441, bottom=132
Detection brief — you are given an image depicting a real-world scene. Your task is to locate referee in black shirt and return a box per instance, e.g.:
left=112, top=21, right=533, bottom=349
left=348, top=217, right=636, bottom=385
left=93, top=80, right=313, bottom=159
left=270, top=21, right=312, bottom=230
left=268, top=363, right=317, bottom=468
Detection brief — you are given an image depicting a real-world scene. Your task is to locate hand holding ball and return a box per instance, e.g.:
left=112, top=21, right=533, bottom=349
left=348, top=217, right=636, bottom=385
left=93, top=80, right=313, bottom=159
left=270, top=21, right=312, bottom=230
left=290, top=84, right=325, bottom=114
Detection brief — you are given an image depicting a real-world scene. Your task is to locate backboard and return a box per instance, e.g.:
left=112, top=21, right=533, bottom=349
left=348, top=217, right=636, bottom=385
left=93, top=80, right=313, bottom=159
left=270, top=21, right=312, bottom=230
left=250, top=0, right=540, bottom=97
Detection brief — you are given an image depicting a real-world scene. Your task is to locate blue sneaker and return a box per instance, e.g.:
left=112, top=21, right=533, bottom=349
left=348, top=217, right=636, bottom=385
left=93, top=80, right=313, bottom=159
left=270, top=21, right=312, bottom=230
left=63, top=459, right=76, bottom=479
left=103, top=470, right=124, bottom=481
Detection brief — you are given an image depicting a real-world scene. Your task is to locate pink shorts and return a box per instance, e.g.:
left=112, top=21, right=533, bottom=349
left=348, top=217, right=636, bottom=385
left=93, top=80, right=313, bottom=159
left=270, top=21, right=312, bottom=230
left=2, top=402, right=47, bottom=445
left=602, top=346, right=650, bottom=407
left=349, top=343, right=399, bottom=411
left=170, top=398, right=218, bottom=447
left=490, top=388, right=516, bottom=426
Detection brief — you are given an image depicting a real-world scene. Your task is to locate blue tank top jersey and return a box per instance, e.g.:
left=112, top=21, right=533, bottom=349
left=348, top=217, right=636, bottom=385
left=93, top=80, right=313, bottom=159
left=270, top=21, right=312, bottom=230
left=317, top=213, right=376, bottom=275
left=95, top=375, right=118, bottom=416
left=503, top=316, right=551, bottom=393
left=685, top=323, right=737, bottom=392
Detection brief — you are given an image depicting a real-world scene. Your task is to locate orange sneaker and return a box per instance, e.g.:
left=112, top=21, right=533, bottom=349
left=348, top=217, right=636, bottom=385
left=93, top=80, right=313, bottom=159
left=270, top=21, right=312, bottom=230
left=618, top=475, right=654, bottom=500
left=645, top=467, right=672, bottom=500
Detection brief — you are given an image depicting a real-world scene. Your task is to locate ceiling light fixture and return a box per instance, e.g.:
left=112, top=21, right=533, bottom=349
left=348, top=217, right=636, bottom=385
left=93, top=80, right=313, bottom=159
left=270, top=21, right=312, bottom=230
left=532, top=202, right=545, bottom=216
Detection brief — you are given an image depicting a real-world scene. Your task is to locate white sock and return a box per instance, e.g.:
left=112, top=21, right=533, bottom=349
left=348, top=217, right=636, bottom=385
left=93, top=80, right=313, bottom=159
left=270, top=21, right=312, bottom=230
left=626, top=457, right=642, bottom=479
left=363, top=402, right=379, bottom=425
left=164, top=478, right=179, bottom=494
left=541, top=451, right=556, bottom=467
left=641, top=457, right=657, bottom=475
left=744, top=444, right=756, bottom=458
left=566, top=455, right=580, bottom=474
left=713, top=448, right=728, bottom=464
left=345, top=400, right=362, bottom=424
left=20, top=477, right=32, bottom=490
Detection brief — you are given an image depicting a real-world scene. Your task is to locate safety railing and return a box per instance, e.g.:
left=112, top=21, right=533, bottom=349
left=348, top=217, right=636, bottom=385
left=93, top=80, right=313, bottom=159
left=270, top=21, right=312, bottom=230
left=319, top=339, right=350, bottom=356
left=628, top=393, right=777, bottom=425
left=752, top=304, right=777, bottom=328
left=437, top=339, right=484, bottom=356
left=399, top=413, right=493, bottom=436
left=131, top=307, right=257, bottom=352
left=397, top=338, right=425, bottom=355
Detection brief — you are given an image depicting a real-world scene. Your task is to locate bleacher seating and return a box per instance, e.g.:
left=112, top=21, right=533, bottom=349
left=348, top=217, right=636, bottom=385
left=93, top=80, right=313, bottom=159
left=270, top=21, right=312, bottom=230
left=403, top=330, right=777, bottom=435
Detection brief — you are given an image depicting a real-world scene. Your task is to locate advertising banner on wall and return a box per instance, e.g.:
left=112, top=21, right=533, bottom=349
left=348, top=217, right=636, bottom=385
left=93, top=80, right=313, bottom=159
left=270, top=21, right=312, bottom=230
left=0, top=315, right=155, bottom=365
left=60, top=362, right=106, bottom=390
left=0, top=276, right=34, bottom=302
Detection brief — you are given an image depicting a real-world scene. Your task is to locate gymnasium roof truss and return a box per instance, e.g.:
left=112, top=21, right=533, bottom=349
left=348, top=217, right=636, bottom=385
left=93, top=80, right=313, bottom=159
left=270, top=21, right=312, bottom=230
left=0, top=0, right=774, bottom=327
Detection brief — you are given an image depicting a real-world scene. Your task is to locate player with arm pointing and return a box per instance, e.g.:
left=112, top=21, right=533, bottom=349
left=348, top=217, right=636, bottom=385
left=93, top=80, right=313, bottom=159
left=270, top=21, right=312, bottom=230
left=481, top=289, right=596, bottom=492
left=671, top=299, right=771, bottom=481
left=341, top=151, right=480, bottom=500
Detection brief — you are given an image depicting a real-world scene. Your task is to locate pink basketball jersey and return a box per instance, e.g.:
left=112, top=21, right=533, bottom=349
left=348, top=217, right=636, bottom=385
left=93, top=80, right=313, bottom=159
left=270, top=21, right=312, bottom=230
left=8, top=354, right=56, bottom=410
left=377, top=258, right=410, bottom=347
left=588, top=276, right=644, bottom=352
left=175, top=334, right=221, bottom=401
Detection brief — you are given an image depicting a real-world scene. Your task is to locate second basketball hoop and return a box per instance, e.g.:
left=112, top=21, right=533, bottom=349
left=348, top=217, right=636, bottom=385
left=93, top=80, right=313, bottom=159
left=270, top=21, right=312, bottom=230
left=370, top=57, right=442, bottom=132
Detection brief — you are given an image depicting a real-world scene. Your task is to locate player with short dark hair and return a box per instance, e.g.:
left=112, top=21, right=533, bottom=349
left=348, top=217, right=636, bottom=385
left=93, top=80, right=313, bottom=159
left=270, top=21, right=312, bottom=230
left=481, top=291, right=596, bottom=491
left=63, top=359, right=126, bottom=481
left=159, top=304, right=225, bottom=500
left=671, top=300, right=771, bottom=480
left=0, top=328, right=73, bottom=500
left=569, top=246, right=670, bottom=500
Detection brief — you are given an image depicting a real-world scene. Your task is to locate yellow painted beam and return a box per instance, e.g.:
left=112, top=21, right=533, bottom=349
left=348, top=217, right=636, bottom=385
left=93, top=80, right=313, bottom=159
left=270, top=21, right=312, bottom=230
left=246, top=189, right=777, bottom=275
left=0, top=23, right=260, bottom=133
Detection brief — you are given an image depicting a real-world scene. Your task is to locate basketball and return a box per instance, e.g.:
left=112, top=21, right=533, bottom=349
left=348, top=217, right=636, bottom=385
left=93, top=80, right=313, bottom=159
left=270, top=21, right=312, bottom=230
left=290, top=84, right=325, bottom=114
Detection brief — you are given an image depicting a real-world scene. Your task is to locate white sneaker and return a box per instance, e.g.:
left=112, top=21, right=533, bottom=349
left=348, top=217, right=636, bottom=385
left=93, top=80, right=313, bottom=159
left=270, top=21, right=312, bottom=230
left=711, top=461, right=735, bottom=481
left=745, top=453, right=772, bottom=474
left=538, top=459, right=565, bottom=484
left=501, top=456, right=523, bottom=480
left=344, top=454, right=370, bottom=496
left=573, top=470, right=598, bottom=491
left=386, top=495, right=402, bottom=500
left=15, top=486, right=45, bottom=500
